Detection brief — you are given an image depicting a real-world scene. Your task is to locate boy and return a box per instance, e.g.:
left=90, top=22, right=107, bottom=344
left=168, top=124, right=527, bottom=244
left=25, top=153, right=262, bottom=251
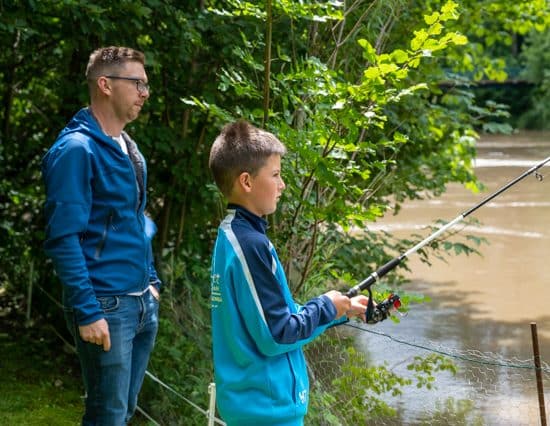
left=208, top=120, right=367, bottom=425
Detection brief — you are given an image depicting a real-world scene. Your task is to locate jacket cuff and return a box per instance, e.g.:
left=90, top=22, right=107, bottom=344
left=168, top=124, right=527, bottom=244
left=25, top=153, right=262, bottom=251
left=77, top=310, right=104, bottom=326
left=319, top=294, right=338, bottom=322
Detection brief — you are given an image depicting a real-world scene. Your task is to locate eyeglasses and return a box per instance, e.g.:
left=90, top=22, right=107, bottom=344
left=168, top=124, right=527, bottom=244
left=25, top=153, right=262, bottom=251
left=104, top=75, right=150, bottom=94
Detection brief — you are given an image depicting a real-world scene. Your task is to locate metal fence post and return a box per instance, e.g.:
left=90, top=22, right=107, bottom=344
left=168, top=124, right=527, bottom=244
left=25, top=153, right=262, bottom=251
left=531, top=322, right=547, bottom=426
left=207, top=382, right=216, bottom=426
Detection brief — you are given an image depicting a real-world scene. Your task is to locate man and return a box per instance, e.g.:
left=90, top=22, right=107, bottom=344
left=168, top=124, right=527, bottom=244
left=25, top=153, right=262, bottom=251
left=42, top=46, right=161, bottom=425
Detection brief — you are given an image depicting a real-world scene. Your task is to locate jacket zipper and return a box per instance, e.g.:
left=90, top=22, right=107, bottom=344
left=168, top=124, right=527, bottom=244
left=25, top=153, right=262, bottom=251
left=126, top=144, right=149, bottom=286
left=94, top=211, right=113, bottom=259
left=121, top=136, right=148, bottom=287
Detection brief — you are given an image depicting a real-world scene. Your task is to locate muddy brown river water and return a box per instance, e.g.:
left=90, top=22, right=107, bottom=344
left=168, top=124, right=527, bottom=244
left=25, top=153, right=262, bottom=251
left=353, top=131, right=550, bottom=424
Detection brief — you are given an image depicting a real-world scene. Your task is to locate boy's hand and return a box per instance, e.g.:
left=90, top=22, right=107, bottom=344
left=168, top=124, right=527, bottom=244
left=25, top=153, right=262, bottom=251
left=324, top=290, right=351, bottom=319
left=347, top=295, right=368, bottom=322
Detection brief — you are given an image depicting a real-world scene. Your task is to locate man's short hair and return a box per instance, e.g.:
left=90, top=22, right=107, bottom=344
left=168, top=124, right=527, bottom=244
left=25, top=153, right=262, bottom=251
left=85, top=46, right=145, bottom=84
left=209, top=120, right=287, bottom=197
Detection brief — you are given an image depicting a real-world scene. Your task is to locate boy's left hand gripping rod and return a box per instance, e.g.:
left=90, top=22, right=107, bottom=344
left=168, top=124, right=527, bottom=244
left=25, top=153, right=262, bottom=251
left=345, top=256, right=403, bottom=298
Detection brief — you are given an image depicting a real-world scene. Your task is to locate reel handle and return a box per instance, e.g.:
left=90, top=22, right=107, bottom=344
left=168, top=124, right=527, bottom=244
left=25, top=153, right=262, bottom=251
left=366, top=292, right=401, bottom=324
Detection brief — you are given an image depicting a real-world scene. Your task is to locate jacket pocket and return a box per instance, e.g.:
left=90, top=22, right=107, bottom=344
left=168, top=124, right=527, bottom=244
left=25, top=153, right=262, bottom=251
left=286, top=353, right=298, bottom=405
left=286, top=351, right=309, bottom=414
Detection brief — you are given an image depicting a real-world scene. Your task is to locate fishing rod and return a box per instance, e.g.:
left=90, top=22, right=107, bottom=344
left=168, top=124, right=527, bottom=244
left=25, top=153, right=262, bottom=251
left=347, top=154, right=550, bottom=323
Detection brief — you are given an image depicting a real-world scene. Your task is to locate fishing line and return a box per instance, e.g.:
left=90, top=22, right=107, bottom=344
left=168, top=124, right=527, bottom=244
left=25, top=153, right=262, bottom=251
left=346, top=155, right=550, bottom=322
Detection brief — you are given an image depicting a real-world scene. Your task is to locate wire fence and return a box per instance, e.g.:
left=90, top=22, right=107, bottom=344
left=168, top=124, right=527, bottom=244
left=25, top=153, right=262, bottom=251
left=135, top=320, right=549, bottom=425
left=28, top=281, right=550, bottom=425
left=32, top=281, right=225, bottom=425
left=305, top=321, right=549, bottom=426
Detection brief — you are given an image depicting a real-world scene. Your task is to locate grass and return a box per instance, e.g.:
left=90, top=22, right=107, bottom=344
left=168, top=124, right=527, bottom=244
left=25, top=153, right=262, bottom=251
left=0, top=324, right=83, bottom=425
left=0, top=289, right=153, bottom=425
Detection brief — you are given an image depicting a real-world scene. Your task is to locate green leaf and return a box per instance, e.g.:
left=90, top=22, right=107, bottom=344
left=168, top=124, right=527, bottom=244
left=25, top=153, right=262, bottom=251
left=424, top=11, right=440, bottom=25
left=411, top=29, right=428, bottom=51
left=391, top=49, right=409, bottom=64
left=358, top=38, right=377, bottom=63
left=450, top=33, right=468, bottom=45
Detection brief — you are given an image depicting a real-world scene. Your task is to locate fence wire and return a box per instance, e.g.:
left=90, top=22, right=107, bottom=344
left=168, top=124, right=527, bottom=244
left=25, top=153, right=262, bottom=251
left=305, top=321, right=549, bottom=426
left=13, top=283, right=550, bottom=425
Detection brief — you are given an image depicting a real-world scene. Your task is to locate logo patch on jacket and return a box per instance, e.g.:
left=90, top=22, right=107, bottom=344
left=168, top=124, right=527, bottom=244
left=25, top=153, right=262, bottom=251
left=211, top=273, right=223, bottom=308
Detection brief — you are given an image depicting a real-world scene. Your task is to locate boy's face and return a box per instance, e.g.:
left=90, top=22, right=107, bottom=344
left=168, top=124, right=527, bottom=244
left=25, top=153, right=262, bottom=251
left=247, top=154, right=285, bottom=216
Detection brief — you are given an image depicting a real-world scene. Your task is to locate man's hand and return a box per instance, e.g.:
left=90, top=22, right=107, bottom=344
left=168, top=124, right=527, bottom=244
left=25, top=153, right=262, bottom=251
left=79, top=319, right=111, bottom=351
left=149, top=284, right=160, bottom=301
left=324, top=290, right=351, bottom=319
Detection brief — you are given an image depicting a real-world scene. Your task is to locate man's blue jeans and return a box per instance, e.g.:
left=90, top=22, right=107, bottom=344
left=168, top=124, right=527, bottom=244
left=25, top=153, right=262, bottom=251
left=65, top=290, right=159, bottom=426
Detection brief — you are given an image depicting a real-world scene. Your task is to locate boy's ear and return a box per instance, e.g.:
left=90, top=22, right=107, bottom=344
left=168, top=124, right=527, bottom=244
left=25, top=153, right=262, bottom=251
left=237, top=172, right=253, bottom=193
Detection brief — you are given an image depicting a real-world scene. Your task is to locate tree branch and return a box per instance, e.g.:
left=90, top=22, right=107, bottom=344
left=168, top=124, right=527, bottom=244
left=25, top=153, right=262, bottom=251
left=262, top=0, right=273, bottom=127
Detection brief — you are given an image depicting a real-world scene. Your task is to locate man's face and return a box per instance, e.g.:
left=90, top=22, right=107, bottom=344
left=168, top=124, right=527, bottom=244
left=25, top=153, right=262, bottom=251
left=107, top=61, right=150, bottom=124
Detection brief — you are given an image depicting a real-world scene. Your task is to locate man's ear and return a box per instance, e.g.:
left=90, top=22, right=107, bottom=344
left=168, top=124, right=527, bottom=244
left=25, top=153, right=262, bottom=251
left=237, top=172, right=253, bottom=193
left=96, top=76, right=112, bottom=95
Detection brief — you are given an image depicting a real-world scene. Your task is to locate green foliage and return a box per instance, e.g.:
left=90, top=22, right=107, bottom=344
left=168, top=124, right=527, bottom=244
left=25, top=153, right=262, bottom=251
left=412, top=218, right=488, bottom=266
left=407, top=353, right=458, bottom=390
left=306, top=332, right=408, bottom=423
left=306, top=331, right=462, bottom=424
left=418, top=397, right=485, bottom=425
left=517, top=29, right=550, bottom=129
left=140, top=251, right=214, bottom=424
left=1, top=0, right=549, bottom=423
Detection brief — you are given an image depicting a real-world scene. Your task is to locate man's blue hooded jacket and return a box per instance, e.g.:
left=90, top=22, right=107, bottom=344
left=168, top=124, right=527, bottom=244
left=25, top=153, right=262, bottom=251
left=42, top=107, right=160, bottom=326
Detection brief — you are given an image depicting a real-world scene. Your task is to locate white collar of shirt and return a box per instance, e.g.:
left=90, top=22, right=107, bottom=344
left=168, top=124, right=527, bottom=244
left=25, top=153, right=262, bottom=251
left=112, top=134, right=128, bottom=155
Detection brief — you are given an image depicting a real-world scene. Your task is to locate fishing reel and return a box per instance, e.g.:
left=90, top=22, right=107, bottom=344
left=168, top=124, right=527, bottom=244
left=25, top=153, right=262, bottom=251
left=365, top=288, right=401, bottom=324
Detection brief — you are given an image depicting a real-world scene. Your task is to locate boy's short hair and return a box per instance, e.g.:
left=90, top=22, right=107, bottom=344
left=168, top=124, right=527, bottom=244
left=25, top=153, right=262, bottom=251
left=85, top=46, right=145, bottom=88
left=209, top=120, right=287, bottom=197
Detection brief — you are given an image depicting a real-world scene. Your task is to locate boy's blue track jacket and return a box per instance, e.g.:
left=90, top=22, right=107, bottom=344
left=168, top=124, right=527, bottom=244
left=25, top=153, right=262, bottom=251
left=42, top=107, right=160, bottom=326
left=211, top=205, right=345, bottom=425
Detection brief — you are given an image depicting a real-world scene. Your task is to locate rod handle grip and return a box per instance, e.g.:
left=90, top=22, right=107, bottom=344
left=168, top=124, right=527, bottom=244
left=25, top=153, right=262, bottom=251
left=345, top=257, right=402, bottom=298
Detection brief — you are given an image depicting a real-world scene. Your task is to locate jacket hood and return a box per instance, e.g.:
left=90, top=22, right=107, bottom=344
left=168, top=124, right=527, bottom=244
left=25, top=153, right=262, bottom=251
left=58, top=107, right=116, bottom=148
